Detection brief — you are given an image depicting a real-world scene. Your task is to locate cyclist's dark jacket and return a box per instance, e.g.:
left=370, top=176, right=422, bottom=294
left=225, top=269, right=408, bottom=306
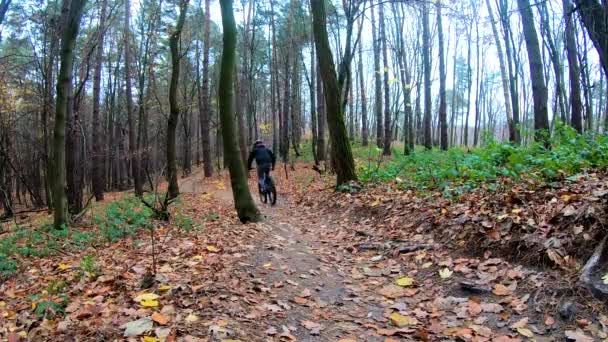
left=247, top=143, right=276, bottom=169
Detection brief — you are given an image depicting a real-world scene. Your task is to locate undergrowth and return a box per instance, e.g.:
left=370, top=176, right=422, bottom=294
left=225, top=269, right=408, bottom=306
left=358, top=125, right=608, bottom=197
left=0, top=194, right=197, bottom=279
left=296, top=125, right=608, bottom=197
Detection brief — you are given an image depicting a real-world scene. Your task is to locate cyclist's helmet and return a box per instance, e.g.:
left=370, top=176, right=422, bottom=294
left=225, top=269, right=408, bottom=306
left=254, top=139, right=264, bottom=146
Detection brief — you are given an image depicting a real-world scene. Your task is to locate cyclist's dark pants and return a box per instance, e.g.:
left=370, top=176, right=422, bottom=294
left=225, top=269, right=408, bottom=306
left=257, top=163, right=272, bottom=188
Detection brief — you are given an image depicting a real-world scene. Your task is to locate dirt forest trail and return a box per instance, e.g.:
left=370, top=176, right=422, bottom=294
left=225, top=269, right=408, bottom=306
left=168, top=167, right=601, bottom=341
left=3, top=166, right=607, bottom=341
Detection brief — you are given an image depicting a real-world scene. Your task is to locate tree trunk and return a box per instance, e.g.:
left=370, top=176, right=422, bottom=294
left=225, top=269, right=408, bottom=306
left=437, top=1, right=448, bottom=150
left=498, top=0, right=521, bottom=143
left=539, top=0, right=567, bottom=125
left=422, top=2, right=432, bottom=149
left=371, top=1, right=383, bottom=148
left=580, top=32, right=594, bottom=132
left=316, top=63, right=326, bottom=161
left=124, top=0, right=141, bottom=196
left=379, top=2, right=391, bottom=155
left=517, top=0, right=550, bottom=145
left=463, top=22, right=473, bottom=146
left=0, top=0, right=10, bottom=29
left=573, top=0, right=608, bottom=76
left=270, top=0, right=279, bottom=152
left=310, top=36, right=319, bottom=164
left=167, top=0, right=188, bottom=200
left=92, top=0, right=107, bottom=201
left=474, top=14, right=482, bottom=147
left=218, top=0, right=261, bottom=223
left=485, top=0, right=515, bottom=142
left=51, top=0, right=87, bottom=228
left=311, top=0, right=357, bottom=185
left=564, top=0, right=583, bottom=133
left=201, top=0, right=213, bottom=177
left=358, top=36, right=368, bottom=146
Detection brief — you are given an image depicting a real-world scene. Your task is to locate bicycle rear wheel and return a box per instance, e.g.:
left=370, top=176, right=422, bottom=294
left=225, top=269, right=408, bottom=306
left=268, top=177, right=277, bottom=205
left=269, top=186, right=277, bottom=205
left=259, top=184, right=267, bottom=203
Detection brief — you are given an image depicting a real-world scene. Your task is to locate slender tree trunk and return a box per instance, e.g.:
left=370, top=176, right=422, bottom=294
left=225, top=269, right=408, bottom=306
left=380, top=2, right=391, bottom=155
left=580, top=31, right=594, bottom=131
left=371, top=1, right=383, bottom=148
left=311, top=0, right=357, bottom=185
left=437, top=1, right=448, bottom=150
left=539, top=0, right=567, bottom=125
left=449, top=36, right=459, bottom=146
left=564, top=0, right=583, bottom=133
left=485, top=0, right=515, bottom=142
left=167, top=0, right=188, bottom=199
left=218, top=0, right=261, bottom=223
left=422, top=2, right=432, bottom=149
left=463, top=23, right=473, bottom=146
left=270, top=0, right=279, bottom=152
left=0, top=0, right=10, bottom=29
left=51, top=0, right=87, bottom=228
left=573, top=0, right=608, bottom=76
left=92, top=0, right=107, bottom=201
left=358, top=37, right=368, bottom=146
left=474, top=15, right=482, bottom=146
left=310, top=37, right=319, bottom=164
left=498, top=0, right=521, bottom=143
left=517, top=0, right=550, bottom=145
left=201, top=0, right=213, bottom=176
left=124, top=0, right=142, bottom=196
left=316, top=64, right=326, bottom=161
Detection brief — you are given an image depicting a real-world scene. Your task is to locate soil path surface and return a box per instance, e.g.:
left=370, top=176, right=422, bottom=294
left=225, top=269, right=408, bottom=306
left=172, top=170, right=595, bottom=341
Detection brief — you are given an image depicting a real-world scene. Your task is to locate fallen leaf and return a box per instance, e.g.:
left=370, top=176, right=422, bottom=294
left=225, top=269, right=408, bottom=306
left=493, top=284, right=511, bottom=296
left=494, top=336, right=522, bottom=342
left=602, top=273, right=608, bottom=285
left=158, top=285, right=172, bottom=291
left=468, top=300, right=482, bottom=316
left=135, top=293, right=159, bottom=302
left=300, top=288, right=312, bottom=298
left=301, top=320, right=323, bottom=335
left=143, top=337, right=159, bottom=342
left=511, top=317, right=528, bottom=329
left=481, top=303, right=503, bottom=313
left=389, top=312, right=418, bottom=327
left=207, top=245, right=219, bottom=252
left=185, top=314, right=199, bottom=323
left=439, top=268, right=453, bottom=279
left=151, top=312, right=170, bottom=325
left=565, top=329, right=594, bottom=342
left=293, top=296, right=308, bottom=305
left=396, top=276, right=414, bottom=287
left=265, top=326, right=277, bottom=336
left=58, top=263, right=71, bottom=270
left=517, top=327, right=533, bottom=338
left=378, top=284, right=417, bottom=298
left=376, top=328, right=398, bottom=336
left=123, top=317, right=153, bottom=337
left=545, top=315, right=555, bottom=326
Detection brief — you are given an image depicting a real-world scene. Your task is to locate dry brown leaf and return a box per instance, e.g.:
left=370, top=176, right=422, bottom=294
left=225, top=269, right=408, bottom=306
left=565, top=329, right=594, bottom=342
left=510, top=317, right=529, bottom=329
left=493, top=284, right=511, bottom=296
left=151, top=312, right=170, bottom=325
left=468, top=300, right=482, bottom=316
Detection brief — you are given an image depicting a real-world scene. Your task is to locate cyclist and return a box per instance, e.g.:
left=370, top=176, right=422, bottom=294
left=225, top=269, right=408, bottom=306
left=247, top=140, right=276, bottom=191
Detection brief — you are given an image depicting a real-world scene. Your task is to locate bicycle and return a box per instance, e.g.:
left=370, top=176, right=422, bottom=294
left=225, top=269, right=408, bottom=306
left=258, top=173, right=277, bottom=205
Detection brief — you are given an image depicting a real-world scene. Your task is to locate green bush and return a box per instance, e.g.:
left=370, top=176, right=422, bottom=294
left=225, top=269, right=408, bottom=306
left=358, top=126, right=608, bottom=196
left=94, top=195, right=153, bottom=243
left=0, top=254, right=17, bottom=277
